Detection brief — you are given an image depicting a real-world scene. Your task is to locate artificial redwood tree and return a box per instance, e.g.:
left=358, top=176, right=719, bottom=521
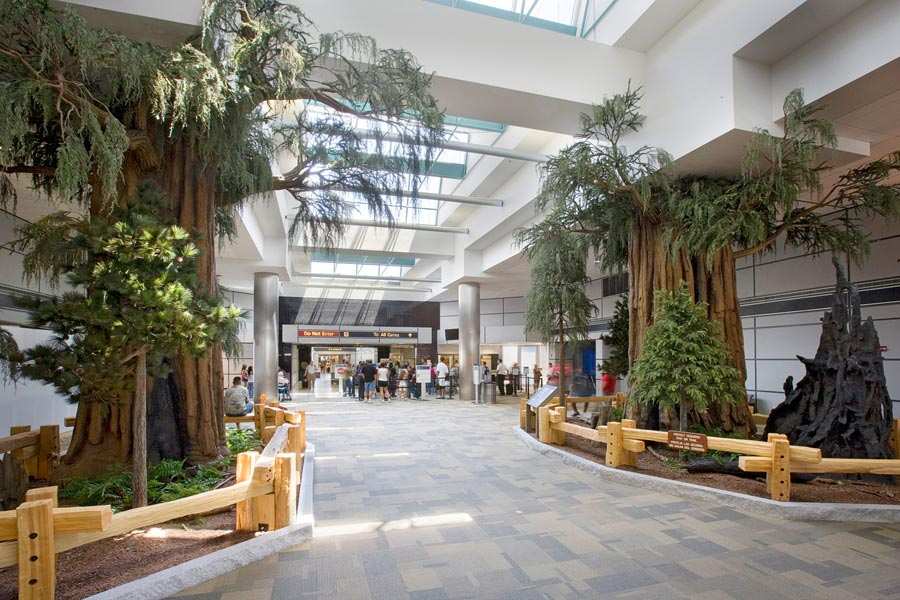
left=520, top=86, right=900, bottom=435
left=15, top=203, right=241, bottom=505
left=516, top=222, right=595, bottom=412
left=0, top=0, right=443, bottom=470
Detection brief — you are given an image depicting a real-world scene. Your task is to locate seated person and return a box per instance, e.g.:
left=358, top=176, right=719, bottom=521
left=224, top=376, right=253, bottom=416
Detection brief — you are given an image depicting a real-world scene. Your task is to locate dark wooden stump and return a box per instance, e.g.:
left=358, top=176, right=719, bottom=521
left=764, top=259, right=892, bottom=458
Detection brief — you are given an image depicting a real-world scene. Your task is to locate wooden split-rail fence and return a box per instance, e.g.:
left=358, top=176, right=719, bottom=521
left=0, top=400, right=307, bottom=600
left=528, top=398, right=900, bottom=503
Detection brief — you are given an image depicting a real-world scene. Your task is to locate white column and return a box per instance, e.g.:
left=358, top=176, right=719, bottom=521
left=458, top=282, right=480, bottom=402
left=253, top=272, right=279, bottom=403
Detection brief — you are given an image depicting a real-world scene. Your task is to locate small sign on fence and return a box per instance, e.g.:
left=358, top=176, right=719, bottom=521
left=667, top=431, right=708, bottom=452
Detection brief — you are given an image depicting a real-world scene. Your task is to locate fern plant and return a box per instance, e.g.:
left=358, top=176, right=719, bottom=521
left=629, top=287, right=743, bottom=431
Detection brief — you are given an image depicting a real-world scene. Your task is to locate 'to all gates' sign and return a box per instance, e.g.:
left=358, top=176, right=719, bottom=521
left=667, top=431, right=708, bottom=452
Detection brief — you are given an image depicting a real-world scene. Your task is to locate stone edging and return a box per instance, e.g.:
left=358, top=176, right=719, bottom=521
left=515, top=428, right=900, bottom=523
left=87, top=442, right=317, bottom=600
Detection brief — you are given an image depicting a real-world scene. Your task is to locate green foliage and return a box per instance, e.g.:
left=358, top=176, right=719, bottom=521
left=59, top=428, right=260, bottom=511
left=609, top=405, right=625, bottom=422
left=1, top=0, right=445, bottom=251
left=522, top=85, right=900, bottom=277
left=60, top=459, right=228, bottom=511
left=226, top=427, right=260, bottom=456
left=13, top=198, right=242, bottom=405
left=601, top=296, right=629, bottom=377
left=516, top=223, right=595, bottom=346
left=630, top=287, right=743, bottom=414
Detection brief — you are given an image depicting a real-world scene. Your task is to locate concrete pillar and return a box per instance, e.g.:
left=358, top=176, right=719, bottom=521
left=458, top=282, right=480, bottom=402
left=254, top=272, right=279, bottom=403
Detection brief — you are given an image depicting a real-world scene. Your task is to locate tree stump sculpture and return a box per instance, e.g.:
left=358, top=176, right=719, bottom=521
left=764, top=258, right=893, bottom=458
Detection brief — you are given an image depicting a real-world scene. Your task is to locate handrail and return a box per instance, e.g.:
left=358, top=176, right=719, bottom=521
left=0, top=477, right=274, bottom=569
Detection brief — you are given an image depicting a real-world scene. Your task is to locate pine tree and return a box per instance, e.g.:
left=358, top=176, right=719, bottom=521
left=0, top=0, right=444, bottom=469
left=16, top=198, right=241, bottom=504
left=601, top=296, right=629, bottom=378
left=516, top=223, right=596, bottom=411
left=629, top=287, right=743, bottom=431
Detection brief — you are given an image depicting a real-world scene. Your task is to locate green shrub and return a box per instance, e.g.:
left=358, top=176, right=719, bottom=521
left=226, top=427, right=260, bottom=457
left=630, top=287, right=744, bottom=428
left=60, top=428, right=261, bottom=511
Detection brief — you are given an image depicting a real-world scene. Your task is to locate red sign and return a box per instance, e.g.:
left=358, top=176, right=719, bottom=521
left=298, top=329, right=339, bottom=338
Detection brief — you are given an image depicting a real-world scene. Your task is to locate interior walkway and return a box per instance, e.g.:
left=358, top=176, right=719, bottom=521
left=174, top=393, right=900, bottom=599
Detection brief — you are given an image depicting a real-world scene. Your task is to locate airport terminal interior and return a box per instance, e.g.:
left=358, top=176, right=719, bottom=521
left=1, top=0, right=900, bottom=598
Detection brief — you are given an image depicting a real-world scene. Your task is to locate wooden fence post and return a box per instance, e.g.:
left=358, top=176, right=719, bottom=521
left=10, top=426, right=36, bottom=478
left=298, top=411, right=307, bottom=452
left=273, top=453, right=297, bottom=529
left=606, top=421, right=623, bottom=467
left=234, top=451, right=258, bottom=532
left=767, top=433, right=791, bottom=501
left=538, top=405, right=553, bottom=443
left=251, top=464, right=275, bottom=532
left=621, top=419, right=637, bottom=466
left=24, top=487, right=57, bottom=508
left=254, top=403, right=265, bottom=438
left=37, top=427, right=58, bottom=481
left=893, top=418, right=900, bottom=460
left=17, top=499, right=54, bottom=600
left=286, top=425, right=304, bottom=473
left=519, top=398, right=527, bottom=429
left=549, top=407, right=566, bottom=445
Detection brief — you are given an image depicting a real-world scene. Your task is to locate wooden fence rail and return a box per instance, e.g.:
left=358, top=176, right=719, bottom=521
left=2, top=404, right=308, bottom=599
left=536, top=403, right=900, bottom=503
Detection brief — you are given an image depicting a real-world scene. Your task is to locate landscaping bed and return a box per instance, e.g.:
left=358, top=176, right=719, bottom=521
left=0, top=427, right=263, bottom=599
left=0, top=509, right=251, bottom=600
left=553, top=428, right=900, bottom=505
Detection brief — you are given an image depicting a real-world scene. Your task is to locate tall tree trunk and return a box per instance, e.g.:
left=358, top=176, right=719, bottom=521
left=62, top=130, right=228, bottom=475
left=627, top=217, right=752, bottom=436
left=132, top=350, right=148, bottom=508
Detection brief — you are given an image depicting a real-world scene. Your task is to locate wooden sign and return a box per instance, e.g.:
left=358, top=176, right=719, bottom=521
left=667, top=431, right=708, bottom=452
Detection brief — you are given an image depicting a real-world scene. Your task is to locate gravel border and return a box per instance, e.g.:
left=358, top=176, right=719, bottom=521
left=87, top=442, right=317, bottom=600
left=516, top=428, right=900, bottom=523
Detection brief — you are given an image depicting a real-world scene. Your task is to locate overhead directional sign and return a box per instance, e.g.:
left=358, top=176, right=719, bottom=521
left=296, top=327, right=416, bottom=341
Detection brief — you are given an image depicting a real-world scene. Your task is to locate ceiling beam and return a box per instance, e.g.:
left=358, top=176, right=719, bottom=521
left=293, top=272, right=440, bottom=283
left=288, top=283, right=431, bottom=293
left=331, top=186, right=503, bottom=207
left=356, top=131, right=548, bottom=162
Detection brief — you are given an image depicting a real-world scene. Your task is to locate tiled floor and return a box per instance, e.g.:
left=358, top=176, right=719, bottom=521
left=173, top=392, right=900, bottom=599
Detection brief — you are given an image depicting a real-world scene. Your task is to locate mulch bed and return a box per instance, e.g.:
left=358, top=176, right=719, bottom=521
left=543, top=428, right=900, bottom=505
left=0, top=508, right=252, bottom=600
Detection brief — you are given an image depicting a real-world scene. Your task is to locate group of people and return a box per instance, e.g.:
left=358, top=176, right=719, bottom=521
left=334, top=358, right=459, bottom=402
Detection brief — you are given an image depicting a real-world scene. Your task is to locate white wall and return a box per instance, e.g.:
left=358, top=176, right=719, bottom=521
left=0, top=326, right=75, bottom=435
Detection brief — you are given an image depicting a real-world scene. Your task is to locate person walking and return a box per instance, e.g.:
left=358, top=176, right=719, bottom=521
left=533, top=364, right=542, bottom=389
left=435, top=357, right=449, bottom=399
left=510, top=362, right=520, bottom=395
left=355, top=362, right=365, bottom=402
left=496, top=360, right=508, bottom=396
left=305, top=361, right=317, bottom=392
left=363, top=360, right=377, bottom=401
left=246, top=366, right=254, bottom=400
left=377, top=361, right=391, bottom=402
